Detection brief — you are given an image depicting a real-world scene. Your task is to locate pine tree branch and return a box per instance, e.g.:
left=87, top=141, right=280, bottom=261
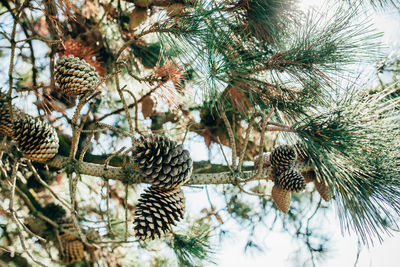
left=0, top=142, right=313, bottom=186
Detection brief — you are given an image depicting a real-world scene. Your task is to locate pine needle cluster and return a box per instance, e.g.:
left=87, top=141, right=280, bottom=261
left=294, top=85, right=400, bottom=243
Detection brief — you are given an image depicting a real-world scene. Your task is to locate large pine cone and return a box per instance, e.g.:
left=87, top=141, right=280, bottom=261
left=276, top=169, right=306, bottom=192
left=12, top=115, right=59, bottom=162
left=133, top=135, right=193, bottom=190
left=133, top=187, right=185, bottom=240
left=270, top=145, right=296, bottom=172
left=55, top=55, right=99, bottom=97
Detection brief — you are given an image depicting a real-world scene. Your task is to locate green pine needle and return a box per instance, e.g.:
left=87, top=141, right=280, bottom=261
left=293, top=84, right=400, bottom=244
left=157, top=1, right=382, bottom=116
left=171, top=223, right=215, bottom=267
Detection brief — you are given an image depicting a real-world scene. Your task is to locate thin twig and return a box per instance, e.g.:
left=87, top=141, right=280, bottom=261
left=114, top=69, right=136, bottom=144
left=7, top=12, right=19, bottom=123
left=96, top=122, right=136, bottom=138
left=69, top=93, right=91, bottom=160
left=238, top=113, right=261, bottom=171
left=122, top=88, right=141, bottom=134
left=15, top=36, right=61, bottom=44
left=26, top=161, right=71, bottom=209
left=218, top=103, right=237, bottom=170
left=217, top=136, right=233, bottom=173
left=106, top=180, right=115, bottom=236
left=181, top=125, right=190, bottom=146
left=125, top=184, right=129, bottom=241
left=68, top=172, right=88, bottom=244
left=103, top=147, right=126, bottom=237
left=243, top=108, right=275, bottom=183
left=8, top=159, right=46, bottom=266
left=237, top=183, right=270, bottom=197
left=79, top=131, right=95, bottom=161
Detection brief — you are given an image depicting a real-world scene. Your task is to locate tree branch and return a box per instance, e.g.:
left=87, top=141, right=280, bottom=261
left=0, top=142, right=313, bottom=186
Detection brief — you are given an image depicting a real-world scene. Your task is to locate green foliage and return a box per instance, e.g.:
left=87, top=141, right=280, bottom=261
left=293, top=85, right=400, bottom=243
left=158, top=0, right=381, bottom=116
left=344, top=0, right=400, bottom=9
left=130, top=42, right=162, bottom=69
left=171, top=222, right=215, bottom=267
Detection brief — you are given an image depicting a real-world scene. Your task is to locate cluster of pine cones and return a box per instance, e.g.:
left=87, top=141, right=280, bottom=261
left=0, top=55, right=100, bottom=162
left=0, top=93, right=59, bottom=163
left=269, top=145, right=332, bottom=213
left=270, top=145, right=306, bottom=213
left=131, top=135, right=193, bottom=240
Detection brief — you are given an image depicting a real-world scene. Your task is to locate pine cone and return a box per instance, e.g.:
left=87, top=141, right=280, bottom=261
left=276, top=169, right=306, bottom=192
left=133, top=135, right=193, bottom=190
left=55, top=55, right=99, bottom=97
left=133, top=187, right=185, bottom=240
left=270, top=145, right=296, bottom=172
left=60, top=239, right=85, bottom=265
left=271, top=185, right=291, bottom=213
left=12, top=115, right=59, bottom=162
left=314, top=179, right=332, bottom=202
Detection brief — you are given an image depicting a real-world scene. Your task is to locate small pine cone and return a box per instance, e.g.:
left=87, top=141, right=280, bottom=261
left=314, top=179, right=332, bottom=202
left=271, top=185, right=291, bottom=213
left=276, top=169, right=306, bottom=192
left=133, top=187, right=185, bottom=240
left=12, top=115, right=59, bottom=162
left=55, top=55, right=99, bottom=97
left=61, top=240, right=85, bottom=264
left=133, top=135, right=193, bottom=190
left=42, top=203, right=66, bottom=221
left=270, top=145, right=296, bottom=172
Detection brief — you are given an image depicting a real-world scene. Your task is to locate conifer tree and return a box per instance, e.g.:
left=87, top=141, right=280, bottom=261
left=0, top=0, right=399, bottom=266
